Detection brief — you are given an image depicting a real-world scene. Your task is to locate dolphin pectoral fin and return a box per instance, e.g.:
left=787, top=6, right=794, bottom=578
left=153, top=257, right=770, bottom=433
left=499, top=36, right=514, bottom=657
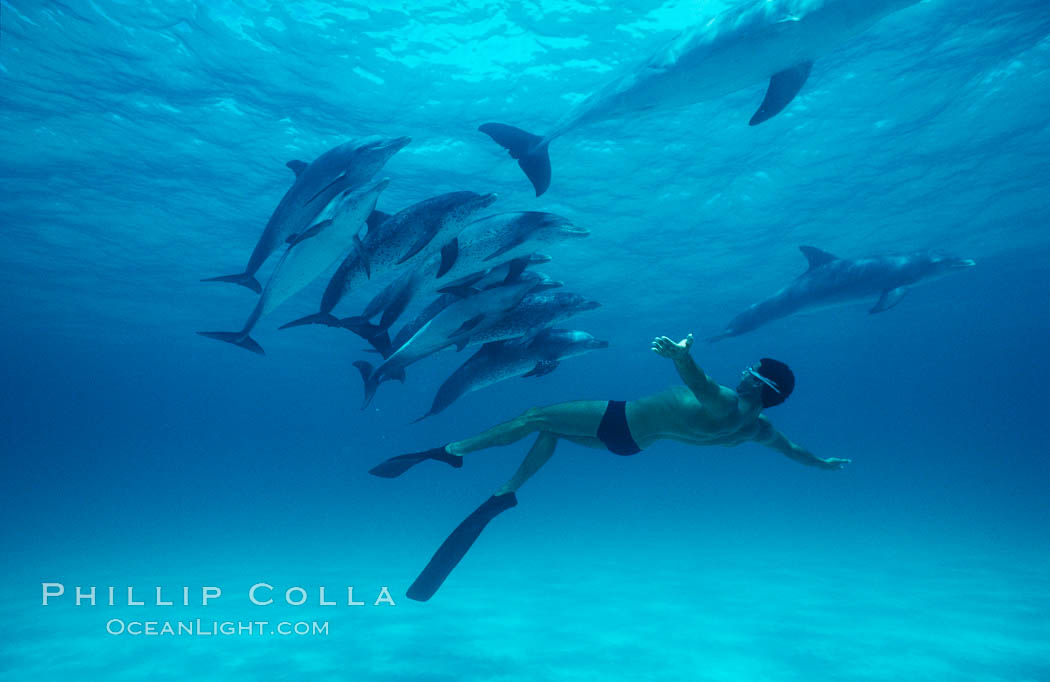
left=438, top=285, right=482, bottom=299
left=437, top=239, right=459, bottom=278
left=279, top=312, right=340, bottom=330
left=504, top=257, right=529, bottom=284
left=453, top=339, right=471, bottom=352
left=479, top=123, right=551, bottom=196
left=483, top=235, right=527, bottom=262
left=201, top=272, right=262, bottom=294
left=450, top=314, right=486, bottom=337
left=366, top=210, right=391, bottom=234
left=353, top=235, right=372, bottom=278
left=397, top=232, right=436, bottom=265
left=306, top=174, right=346, bottom=205
left=197, top=331, right=265, bottom=355
left=437, top=272, right=485, bottom=295
left=799, top=245, right=838, bottom=271
left=706, top=332, right=730, bottom=343
left=286, top=160, right=308, bottom=177
left=749, top=61, right=813, bottom=126
left=523, top=360, right=559, bottom=378
left=287, top=219, right=333, bottom=246
left=870, top=288, right=908, bottom=313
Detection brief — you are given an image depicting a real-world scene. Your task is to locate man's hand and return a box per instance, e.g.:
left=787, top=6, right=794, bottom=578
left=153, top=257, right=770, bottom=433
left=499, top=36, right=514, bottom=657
left=821, top=457, right=851, bottom=470
left=651, top=333, right=694, bottom=360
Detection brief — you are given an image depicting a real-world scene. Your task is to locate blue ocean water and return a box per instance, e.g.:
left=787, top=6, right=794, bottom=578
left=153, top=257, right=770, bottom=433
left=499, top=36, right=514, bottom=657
left=2, top=0, right=1049, bottom=679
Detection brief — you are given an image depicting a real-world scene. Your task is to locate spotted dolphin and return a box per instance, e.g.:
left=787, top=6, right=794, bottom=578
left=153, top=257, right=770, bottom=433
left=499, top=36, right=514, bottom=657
left=348, top=213, right=587, bottom=337
left=198, top=178, right=389, bottom=354
left=203, top=136, right=410, bottom=292
left=419, top=329, right=609, bottom=420
left=279, top=190, right=498, bottom=329
left=480, top=0, right=919, bottom=196
left=346, top=268, right=563, bottom=358
left=353, top=277, right=543, bottom=407
left=708, top=246, right=976, bottom=342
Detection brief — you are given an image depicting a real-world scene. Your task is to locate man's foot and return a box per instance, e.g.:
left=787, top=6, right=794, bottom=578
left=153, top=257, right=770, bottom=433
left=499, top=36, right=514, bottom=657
left=368, top=446, right=463, bottom=478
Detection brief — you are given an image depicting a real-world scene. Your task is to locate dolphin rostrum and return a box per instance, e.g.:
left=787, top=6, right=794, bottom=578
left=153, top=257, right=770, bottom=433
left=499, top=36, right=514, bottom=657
left=480, top=0, right=919, bottom=195
left=708, top=246, right=976, bottom=342
left=280, top=190, right=498, bottom=329
left=419, top=329, right=609, bottom=420
left=198, top=178, right=389, bottom=354
left=203, top=136, right=410, bottom=292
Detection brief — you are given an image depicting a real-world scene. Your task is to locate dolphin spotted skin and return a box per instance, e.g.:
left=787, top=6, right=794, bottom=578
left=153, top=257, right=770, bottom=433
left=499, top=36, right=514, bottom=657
left=347, top=268, right=563, bottom=358
left=353, top=277, right=543, bottom=407
left=352, top=213, right=587, bottom=336
left=708, top=246, right=976, bottom=341
left=279, top=191, right=498, bottom=329
left=198, top=178, right=389, bottom=354
left=480, top=0, right=919, bottom=196
left=203, top=136, right=410, bottom=292
left=464, top=291, right=600, bottom=348
left=420, top=330, right=609, bottom=420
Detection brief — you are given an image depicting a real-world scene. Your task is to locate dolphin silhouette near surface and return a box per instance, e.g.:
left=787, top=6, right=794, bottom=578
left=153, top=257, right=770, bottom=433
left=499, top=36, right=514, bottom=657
left=708, top=246, right=976, bottom=342
left=480, top=0, right=920, bottom=196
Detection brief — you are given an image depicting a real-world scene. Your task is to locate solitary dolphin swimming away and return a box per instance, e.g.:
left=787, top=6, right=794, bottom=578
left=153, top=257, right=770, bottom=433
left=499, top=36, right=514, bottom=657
left=203, top=136, right=410, bottom=292
left=480, top=0, right=919, bottom=195
left=198, top=178, right=389, bottom=354
left=708, top=246, right=976, bottom=341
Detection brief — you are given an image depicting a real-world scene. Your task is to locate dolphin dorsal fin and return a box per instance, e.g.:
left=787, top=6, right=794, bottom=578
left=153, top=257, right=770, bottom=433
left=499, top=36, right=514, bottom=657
left=799, top=246, right=838, bottom=271
left=286, top=160, right=308, bottom=177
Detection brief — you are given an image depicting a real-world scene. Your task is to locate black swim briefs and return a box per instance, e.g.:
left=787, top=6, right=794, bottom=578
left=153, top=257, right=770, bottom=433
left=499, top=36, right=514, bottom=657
left=596, top=400, right=642, bottom=456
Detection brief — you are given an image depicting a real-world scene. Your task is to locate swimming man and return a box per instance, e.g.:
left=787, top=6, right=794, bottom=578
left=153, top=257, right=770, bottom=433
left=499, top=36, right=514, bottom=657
left=369, top=333, right=850, bottom=600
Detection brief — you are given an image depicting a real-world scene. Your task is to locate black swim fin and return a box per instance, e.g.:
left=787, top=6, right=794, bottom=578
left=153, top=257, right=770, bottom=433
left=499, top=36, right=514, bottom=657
left=479, top=123, right=551, bottom=196
left=406, top=492, right=518, bottom=602
left=368, top=446, right=462, bottom=478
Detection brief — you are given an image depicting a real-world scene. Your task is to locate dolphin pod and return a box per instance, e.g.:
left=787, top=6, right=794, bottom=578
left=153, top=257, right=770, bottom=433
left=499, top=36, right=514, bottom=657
left=199, top=135, right=606, bottom=409
left=708, top=246, right=976, bottom=342
left=480, top=0, right=920, bottom=196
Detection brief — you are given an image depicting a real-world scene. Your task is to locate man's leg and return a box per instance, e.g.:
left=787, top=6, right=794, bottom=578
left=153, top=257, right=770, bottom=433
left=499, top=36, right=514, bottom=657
left=406, top=433, right=558, bottom=602
left=370, top=400, right=608, bottom=478
left=449, top=400, right=608, bottom=455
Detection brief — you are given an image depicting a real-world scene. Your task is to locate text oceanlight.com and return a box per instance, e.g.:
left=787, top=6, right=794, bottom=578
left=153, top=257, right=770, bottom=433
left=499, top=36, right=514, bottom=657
left=105, top=619, right=329, bottom=637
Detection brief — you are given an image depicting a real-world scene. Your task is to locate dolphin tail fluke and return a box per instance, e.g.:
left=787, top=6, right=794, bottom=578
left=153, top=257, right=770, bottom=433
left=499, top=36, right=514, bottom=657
left=479, top=123, right=551, bottom=197
left=353, top=360, right=380, bottom=409
left=278, top=312, right=340, bottom=330
left=705, top=333, right=729, bottom=343
left=196, top=331, right=264, bottom=355
left=341, top=317, right=395, bottom=358
left=201, top=273, right=262, bottom=294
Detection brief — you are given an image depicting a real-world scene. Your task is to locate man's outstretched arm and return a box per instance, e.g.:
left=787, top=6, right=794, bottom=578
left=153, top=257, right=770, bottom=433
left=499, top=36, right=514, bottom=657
left=651, top=333, right=723, bottom=404
left=754, top=417, right=850, bottom=470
